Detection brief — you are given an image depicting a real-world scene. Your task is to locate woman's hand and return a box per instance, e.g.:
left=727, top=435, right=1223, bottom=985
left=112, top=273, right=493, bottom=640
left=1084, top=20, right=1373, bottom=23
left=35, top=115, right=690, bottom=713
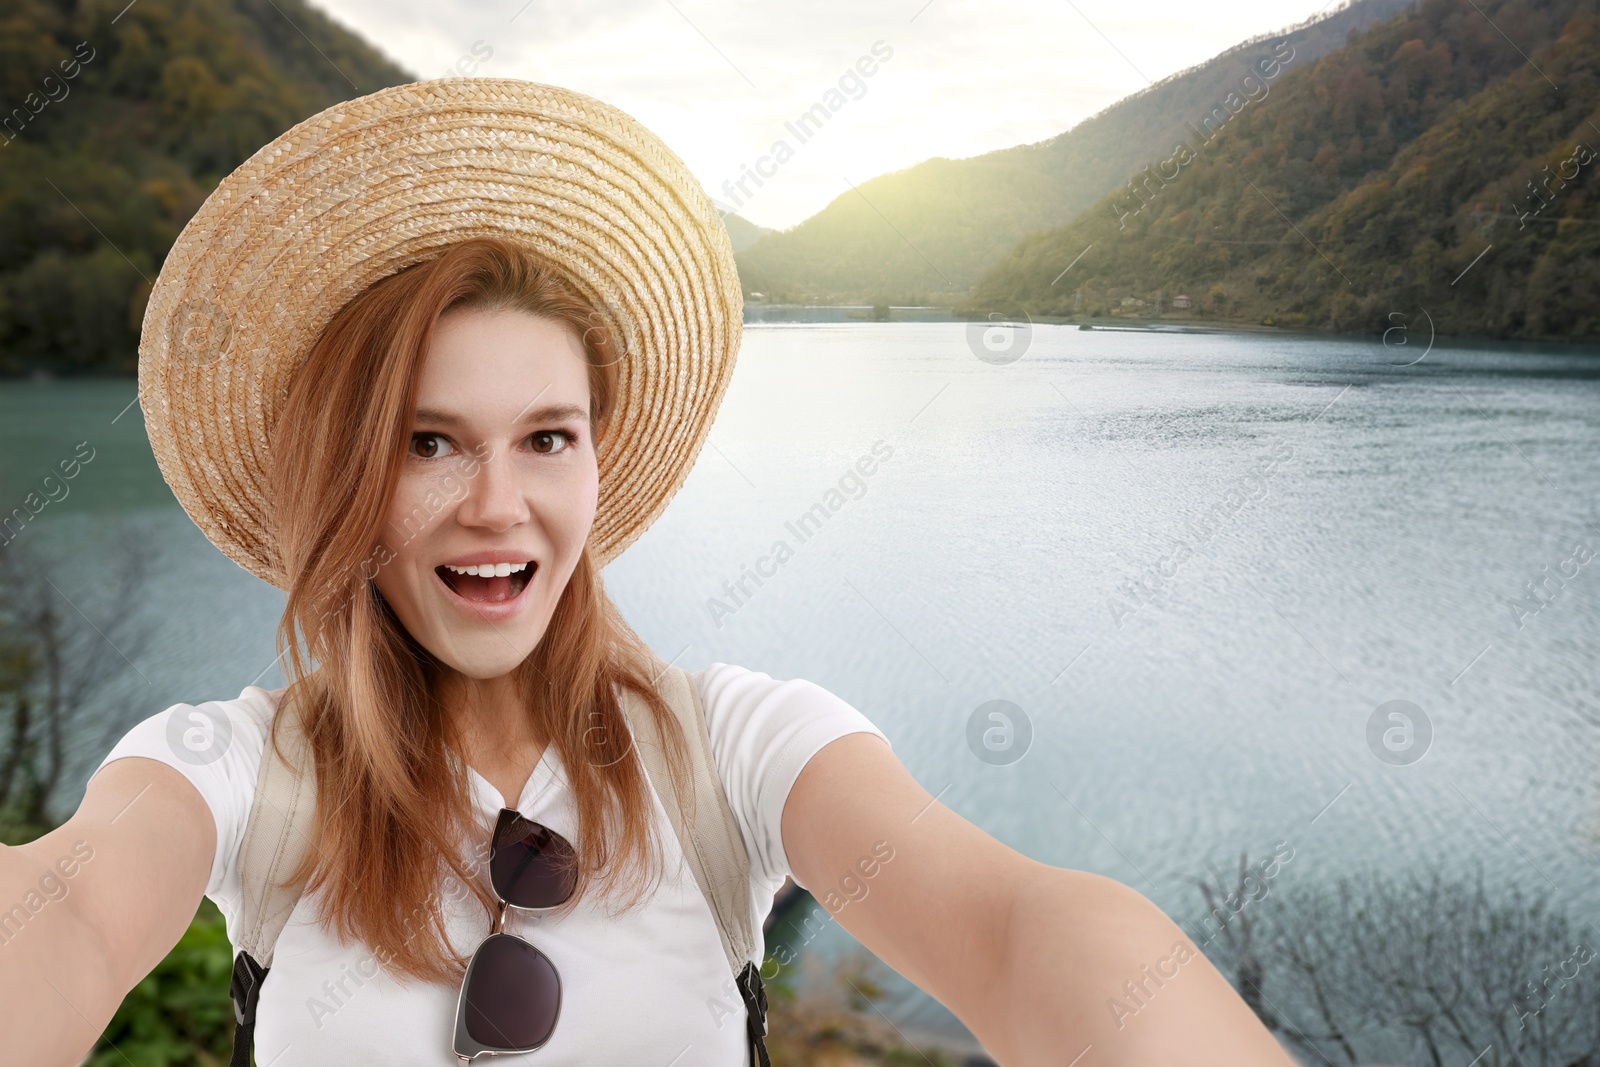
left=781, top=733, right=1296, bottom=1066
left=0, top=757, right=213, bottom=1065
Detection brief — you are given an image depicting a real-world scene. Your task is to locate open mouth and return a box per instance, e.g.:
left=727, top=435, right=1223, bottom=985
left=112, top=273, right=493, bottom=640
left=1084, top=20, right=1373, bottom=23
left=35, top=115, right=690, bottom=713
left=435, top=561, right=537, bottom=604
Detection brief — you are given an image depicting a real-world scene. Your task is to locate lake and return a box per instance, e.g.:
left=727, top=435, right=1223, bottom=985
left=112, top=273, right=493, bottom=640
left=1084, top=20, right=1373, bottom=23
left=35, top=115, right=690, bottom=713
left=4, top=323, right=1599, bottom=1053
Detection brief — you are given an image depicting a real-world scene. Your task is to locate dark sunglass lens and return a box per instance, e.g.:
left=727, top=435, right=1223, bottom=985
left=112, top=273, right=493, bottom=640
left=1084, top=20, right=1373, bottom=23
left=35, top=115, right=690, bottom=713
left=492, top=815, right=578, bottom=909
left=462, top=934, right=560, bottom=1049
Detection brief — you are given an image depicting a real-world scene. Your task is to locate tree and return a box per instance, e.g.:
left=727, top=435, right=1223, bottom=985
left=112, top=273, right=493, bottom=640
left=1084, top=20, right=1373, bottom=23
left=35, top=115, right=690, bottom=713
left=1204, top=284, right=1229, bottom=317
left=1194, top=866, right=1600, bottom=1066
left=0, top=0, right=414, bottom=374
left=1195, top=853, right=1272, bottom=1028
left=0, top=530, right=155, bottom=837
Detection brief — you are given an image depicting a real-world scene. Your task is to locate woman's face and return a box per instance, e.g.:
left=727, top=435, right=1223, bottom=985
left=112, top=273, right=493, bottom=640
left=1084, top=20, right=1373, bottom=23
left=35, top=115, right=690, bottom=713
left=372, top=306, right=599, bottom=679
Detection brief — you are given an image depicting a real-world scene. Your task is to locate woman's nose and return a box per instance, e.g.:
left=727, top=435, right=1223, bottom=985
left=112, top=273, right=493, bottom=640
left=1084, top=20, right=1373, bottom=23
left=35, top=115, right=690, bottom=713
left=455, top=447, right=529, bottom=532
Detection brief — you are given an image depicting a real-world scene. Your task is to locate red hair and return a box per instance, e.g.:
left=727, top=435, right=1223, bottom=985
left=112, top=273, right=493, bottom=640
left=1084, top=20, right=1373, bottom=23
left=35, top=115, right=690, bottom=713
left=267, top=237, right=693, bottom=983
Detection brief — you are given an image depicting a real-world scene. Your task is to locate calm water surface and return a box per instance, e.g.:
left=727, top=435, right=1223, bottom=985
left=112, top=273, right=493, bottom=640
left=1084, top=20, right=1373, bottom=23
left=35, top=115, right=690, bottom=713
left=4, top=324, right=1598, bottom=1047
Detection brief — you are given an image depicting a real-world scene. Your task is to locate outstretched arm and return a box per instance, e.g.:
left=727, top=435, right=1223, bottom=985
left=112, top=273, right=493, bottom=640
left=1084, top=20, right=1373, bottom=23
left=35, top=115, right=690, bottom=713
left=781, top=732, right=1295, bottom=1067
left=0, top=757, right=213, bottom=1065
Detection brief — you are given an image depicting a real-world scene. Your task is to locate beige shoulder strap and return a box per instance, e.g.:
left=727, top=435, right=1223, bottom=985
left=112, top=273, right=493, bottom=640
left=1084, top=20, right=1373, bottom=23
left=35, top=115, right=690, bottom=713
left=235, top=690, right=319, bottom=968
left=617, top=662, right=758, bottom=974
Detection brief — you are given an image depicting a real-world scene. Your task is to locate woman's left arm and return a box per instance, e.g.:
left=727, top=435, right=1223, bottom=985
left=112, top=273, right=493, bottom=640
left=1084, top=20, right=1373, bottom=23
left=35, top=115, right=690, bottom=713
left=780, top=732, right=1297, bottom=1067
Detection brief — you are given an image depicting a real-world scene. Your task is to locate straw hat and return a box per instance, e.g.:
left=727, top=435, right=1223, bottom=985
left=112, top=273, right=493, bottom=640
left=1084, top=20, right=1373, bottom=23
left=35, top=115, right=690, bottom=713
left=137, top=78, right=743, bottom=590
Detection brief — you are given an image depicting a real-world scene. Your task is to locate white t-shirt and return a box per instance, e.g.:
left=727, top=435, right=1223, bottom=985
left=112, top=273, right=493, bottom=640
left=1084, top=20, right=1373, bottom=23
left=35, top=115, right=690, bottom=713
left=93, top=662, right=889, bottom=1065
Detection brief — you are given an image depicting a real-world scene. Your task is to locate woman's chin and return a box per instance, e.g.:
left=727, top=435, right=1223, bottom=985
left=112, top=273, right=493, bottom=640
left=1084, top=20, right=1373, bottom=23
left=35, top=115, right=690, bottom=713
left=419, top=620, right=546, bottom=680
left=437, top=644, right=538, bottom=680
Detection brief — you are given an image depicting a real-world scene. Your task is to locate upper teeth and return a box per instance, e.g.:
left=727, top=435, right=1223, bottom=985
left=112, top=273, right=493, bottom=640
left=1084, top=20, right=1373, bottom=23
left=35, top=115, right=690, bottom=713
left=443, top=562, right=529, bottom=577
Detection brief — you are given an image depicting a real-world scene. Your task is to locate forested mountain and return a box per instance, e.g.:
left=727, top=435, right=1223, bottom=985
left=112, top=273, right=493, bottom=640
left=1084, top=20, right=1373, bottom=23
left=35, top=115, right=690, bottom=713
left=968, top=0, right=1600, bottom=341
left=6, top=0, right=1594, bottom=370
left=732, top=0, right=1414, bottom=305
left=0, top=0, right=413, bottom=375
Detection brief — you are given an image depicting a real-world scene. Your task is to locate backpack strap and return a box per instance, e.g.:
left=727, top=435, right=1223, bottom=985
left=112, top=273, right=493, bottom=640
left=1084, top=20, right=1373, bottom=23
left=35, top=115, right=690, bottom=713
left=618, top=662, right=771, bottom=1066
left=227, top=664, right=771, bottom=1067
left=230, top=691, right=318, bottom=1067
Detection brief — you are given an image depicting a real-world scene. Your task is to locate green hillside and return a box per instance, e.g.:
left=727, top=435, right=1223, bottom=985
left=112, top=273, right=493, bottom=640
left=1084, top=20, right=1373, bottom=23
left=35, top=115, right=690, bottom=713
left=0, top=0, right=415, bottom=375
left=733, top=0, right=1414, bottom=305
left=967, top=0, right=1600, bottom=341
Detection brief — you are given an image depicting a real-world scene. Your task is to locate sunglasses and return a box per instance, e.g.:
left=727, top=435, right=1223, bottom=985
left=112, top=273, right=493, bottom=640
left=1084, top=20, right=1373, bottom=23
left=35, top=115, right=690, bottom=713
left=453, top=808, right=579, bottom=1062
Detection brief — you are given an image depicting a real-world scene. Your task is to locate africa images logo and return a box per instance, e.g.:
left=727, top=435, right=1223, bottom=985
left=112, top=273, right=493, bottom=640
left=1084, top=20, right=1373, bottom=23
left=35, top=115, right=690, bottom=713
left=965, top=700, right=1033, bottom=766
left=165, top=702, right=233, bottom=766
left=1365, top=699, right=1431, bottom=766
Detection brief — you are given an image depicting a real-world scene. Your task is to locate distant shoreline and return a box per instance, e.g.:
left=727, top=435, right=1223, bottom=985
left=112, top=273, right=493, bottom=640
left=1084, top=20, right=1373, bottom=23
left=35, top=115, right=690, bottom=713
left=739, top=304, right=1600, bottom=353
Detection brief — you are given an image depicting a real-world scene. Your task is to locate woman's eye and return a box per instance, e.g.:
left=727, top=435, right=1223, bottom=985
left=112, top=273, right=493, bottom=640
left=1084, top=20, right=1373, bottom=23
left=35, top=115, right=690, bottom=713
left=529, top=431, right=574, bottom=455
left=411, top=433, right=455, bottom=459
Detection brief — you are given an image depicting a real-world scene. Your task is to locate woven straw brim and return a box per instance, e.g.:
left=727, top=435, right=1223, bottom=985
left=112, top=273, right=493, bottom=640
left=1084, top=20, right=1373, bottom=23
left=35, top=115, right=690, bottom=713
left=138, top=78, right=742, bottom=591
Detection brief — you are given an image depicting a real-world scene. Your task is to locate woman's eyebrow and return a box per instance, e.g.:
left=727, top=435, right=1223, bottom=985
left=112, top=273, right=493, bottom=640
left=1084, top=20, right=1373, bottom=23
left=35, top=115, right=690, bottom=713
left=413, top=403, right=590, bottom=427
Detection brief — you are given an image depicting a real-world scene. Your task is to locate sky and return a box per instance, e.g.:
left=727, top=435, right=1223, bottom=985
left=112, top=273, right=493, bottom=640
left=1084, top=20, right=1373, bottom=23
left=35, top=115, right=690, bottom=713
left=312, top=0, right=1347, bottom=231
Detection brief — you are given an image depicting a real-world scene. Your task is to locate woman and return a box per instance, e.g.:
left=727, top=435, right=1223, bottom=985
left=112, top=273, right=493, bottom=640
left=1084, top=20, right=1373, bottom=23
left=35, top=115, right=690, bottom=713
left=0, top=80, right=1293, bottom=1066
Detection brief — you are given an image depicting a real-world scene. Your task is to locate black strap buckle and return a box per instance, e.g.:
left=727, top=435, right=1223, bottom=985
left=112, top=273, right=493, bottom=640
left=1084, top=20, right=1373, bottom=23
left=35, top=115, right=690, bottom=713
left=735, top=959, right=768, bottom=1038
left=229, top=951, right=268, bottom=1026
left=735, top=959, right=772, bottom=1067
left=229, top=951, right=270, bottom=1066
